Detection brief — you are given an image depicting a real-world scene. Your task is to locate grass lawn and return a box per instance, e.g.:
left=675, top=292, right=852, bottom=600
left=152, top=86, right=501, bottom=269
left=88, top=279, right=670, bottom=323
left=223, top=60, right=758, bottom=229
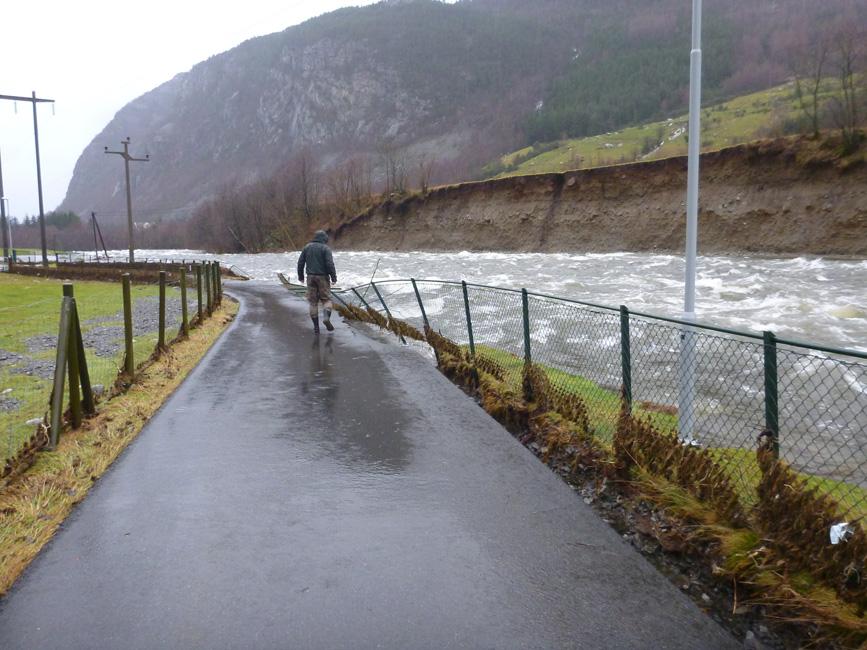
left=1, top=274, right=168, bottom=464
left=488, top=80, right=845, bottom=177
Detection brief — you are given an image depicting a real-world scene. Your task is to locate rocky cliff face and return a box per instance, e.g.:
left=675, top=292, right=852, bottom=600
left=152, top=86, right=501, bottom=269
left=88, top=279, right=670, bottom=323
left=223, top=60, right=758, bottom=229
left=332, top=141, right=867, bottom=256
left=60, top=39, right=446, bottom=220
left=58, top=1, right=564, bottom=221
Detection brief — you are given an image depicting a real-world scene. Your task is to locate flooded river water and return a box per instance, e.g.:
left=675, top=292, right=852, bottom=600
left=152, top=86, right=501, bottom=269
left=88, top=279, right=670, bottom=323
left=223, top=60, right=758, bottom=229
left=130, top=249, right=865, bottom=351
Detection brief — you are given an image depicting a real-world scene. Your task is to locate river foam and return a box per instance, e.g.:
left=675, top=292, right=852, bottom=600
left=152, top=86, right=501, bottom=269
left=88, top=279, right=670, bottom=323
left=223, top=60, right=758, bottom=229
left=123, top=249, right=865, bottom=351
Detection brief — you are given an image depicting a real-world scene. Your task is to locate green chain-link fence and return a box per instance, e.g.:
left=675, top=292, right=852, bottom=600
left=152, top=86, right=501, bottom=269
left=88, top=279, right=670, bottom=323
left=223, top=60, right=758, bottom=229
left=336, top=278, right=867, bottom=521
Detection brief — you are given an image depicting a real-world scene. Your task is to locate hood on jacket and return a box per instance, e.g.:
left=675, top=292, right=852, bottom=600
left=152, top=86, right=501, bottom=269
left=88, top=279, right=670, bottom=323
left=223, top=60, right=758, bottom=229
left=312, top=230, right=329, bottom=243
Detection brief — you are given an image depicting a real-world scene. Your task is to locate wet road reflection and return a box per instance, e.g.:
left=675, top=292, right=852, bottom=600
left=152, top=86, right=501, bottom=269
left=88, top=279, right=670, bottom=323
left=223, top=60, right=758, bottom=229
left=293, top=330, right=414, bottom=474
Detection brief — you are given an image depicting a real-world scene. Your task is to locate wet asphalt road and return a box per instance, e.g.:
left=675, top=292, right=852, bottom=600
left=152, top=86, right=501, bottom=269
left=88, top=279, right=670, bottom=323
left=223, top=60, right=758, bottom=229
left=0, top=283, right=737, bottom=649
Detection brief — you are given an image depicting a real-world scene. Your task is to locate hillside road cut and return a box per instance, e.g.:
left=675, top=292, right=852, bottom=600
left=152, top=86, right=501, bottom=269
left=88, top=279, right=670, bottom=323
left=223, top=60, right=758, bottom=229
left=0, top=283, right=737, bottom=649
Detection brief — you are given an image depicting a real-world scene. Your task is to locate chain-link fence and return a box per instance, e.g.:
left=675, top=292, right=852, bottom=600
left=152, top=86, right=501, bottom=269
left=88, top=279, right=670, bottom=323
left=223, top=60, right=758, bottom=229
left=1, top=262, right=221, bottom=473
left=336, top=278, right=867, bottom=521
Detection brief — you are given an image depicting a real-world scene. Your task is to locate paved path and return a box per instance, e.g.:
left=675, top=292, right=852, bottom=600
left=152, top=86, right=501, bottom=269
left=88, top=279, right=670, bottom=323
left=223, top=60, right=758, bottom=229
left=0, top=283, right=737, bottom=649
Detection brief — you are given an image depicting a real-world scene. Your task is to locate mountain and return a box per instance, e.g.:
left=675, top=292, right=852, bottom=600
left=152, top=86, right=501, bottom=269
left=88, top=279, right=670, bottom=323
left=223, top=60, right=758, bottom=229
left=58, top=0, right=867, bottom=222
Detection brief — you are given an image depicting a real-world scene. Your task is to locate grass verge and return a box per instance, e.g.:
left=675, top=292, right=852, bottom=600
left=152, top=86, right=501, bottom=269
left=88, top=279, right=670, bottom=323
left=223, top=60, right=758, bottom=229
left=0, top=299, right=237, bottom=595
left=0, top=273, right=181, bottom=463
left=474, top=344, right=867, bottom=522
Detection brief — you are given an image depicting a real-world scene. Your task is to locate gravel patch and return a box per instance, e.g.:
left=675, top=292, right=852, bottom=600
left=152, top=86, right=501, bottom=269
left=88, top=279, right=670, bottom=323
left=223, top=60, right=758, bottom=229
left=82, top=326, right=124, bottom=357
left=0, top=390, right=21, bottom=413
left=0, top=350, right=26, bottom=368
left=130, top=296, right=193, bottom=336
left=4, top=294, right=199, bottom=382
left=10, top=359, right=56, bottom=381
left=25, top=334, right=56, bottom=354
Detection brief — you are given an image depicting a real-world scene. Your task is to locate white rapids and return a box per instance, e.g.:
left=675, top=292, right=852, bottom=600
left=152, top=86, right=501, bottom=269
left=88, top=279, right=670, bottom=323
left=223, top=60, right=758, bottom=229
left=128, top=249, right=866, bottom=352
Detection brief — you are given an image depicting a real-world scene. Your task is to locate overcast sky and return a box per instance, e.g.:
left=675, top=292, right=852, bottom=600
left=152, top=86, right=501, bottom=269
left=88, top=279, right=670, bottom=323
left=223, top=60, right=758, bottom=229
left=0, top=0, right=384, bottom=218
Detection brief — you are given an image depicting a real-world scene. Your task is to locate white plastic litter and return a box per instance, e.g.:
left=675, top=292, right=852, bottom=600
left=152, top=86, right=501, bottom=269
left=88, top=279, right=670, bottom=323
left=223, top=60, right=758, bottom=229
left=830, top=522, right=853, bottom=545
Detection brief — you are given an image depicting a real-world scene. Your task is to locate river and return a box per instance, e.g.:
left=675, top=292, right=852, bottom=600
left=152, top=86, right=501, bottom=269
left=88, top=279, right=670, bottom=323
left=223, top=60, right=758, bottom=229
left=125, top=249, right=865, bottom=352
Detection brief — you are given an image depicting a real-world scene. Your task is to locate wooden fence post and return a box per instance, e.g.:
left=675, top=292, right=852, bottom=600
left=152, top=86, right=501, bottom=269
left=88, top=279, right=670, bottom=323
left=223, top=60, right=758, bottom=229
left=205, top=262, right=213, bottom=316
left=180, top=267, right=189, bottom=336
left=48, top=297, right=73, bottom=449
left=122, top=273, right=135, bottom=376
left=196, top=264, right=203, bottom=323
left=158, top=270, right=167, bottom=351
left=62, top=284, right=82, bottom=428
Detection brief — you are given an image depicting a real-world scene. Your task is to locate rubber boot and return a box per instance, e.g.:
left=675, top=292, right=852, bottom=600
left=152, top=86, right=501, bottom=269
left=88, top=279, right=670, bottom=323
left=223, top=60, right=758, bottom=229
left=323, top=308, right=334, bottom=331
left=311, top=316, right=320, bottom=334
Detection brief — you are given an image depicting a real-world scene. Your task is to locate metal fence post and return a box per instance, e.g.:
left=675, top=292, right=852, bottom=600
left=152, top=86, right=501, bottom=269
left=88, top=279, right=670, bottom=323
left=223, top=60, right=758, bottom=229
left=196, top=264, right=203, bottom=322
left=158, top=270, right=167, bottom=350
left=461, top=281, right=476, bottom=357
left=371, top=281, right=406, bottom=344
left=620, top=305, right=633, bottom=410
left=180, top=267, right=189, bottom=336
left=62, top=284, right=82, bottom=428
left=411, top=278, right=430, bottom=330
left=48, top=297, right=73, bottom=449
left=763, top=330, right=780, bottom=458
left=122, top=273, right=135, bottom=376
left=521, top=288, right=531, bottom=364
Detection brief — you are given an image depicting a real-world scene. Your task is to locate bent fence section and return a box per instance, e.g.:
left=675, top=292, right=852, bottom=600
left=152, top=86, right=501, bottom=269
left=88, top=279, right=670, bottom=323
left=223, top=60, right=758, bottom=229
left=332, top=278, right=867, bottom=521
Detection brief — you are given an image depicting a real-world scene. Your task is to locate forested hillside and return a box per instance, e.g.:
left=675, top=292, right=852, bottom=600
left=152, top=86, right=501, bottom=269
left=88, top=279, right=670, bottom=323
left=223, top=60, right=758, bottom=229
left=56, top=0, right=866, bottom=251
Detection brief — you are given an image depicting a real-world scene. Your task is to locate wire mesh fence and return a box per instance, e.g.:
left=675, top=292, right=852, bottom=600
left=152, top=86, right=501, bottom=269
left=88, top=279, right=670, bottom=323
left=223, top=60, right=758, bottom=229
left=1, top=263, right=221, bottom=472
left=337, top=278, right=867, bottom=521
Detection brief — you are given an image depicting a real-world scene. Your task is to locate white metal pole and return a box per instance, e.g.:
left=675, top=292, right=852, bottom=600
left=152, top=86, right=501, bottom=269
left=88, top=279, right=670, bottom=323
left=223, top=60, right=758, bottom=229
left=679, top=0, right=702, bottom=442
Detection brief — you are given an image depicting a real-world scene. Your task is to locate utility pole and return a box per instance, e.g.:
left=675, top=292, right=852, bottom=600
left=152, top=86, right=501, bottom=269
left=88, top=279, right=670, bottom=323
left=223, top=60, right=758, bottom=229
left=678, top=0, right=703, bottom=443
left=0, top=91, right=55, bottom=266
left=91, top=212, right=99, bottom=260
left=104, top=137, right=149, bottom=263
left=0, top=148, right=8, bottom=259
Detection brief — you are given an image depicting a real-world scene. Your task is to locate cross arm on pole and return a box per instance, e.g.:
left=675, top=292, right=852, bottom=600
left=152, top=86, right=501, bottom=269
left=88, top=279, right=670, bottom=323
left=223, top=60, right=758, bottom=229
left=0, top=94, right=54, bottom=104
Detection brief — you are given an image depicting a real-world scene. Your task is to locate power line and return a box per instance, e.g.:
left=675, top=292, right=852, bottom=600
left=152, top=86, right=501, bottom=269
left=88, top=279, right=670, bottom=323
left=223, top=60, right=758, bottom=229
left=104, top=137, right=149, bottom=263
left=0, top=91, right=55, bottom=265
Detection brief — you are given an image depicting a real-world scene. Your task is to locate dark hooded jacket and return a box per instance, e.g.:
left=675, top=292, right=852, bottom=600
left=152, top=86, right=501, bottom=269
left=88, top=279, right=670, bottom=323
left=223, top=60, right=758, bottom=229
left=297, top=230, right=337, bottom=282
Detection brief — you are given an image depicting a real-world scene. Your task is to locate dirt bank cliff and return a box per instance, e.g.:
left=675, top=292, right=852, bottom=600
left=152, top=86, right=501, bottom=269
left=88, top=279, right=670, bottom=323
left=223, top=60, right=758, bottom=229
left=332, top=138, right=867, bottom=256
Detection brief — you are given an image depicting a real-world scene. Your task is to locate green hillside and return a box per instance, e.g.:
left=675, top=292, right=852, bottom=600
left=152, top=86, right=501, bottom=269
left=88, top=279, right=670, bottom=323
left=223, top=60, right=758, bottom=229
left=485, top=80, right=840, bottom=178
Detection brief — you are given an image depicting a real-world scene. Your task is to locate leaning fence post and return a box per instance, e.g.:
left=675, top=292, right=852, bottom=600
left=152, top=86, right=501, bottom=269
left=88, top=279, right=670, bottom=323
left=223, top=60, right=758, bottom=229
left=620, top=305, right=633, bottom=411
left=72, top=296, right=94, bottom=415
left=158, top=270, right=167, bottom=350
left=180, top=267, right=189, bottom=336
left=49, top=297, right=73, bottom=449
left=521, top=288, right=531, bottom=364
left=122, top=273, right=135, bottom=376
left=411, top=278, right=430, bottom=331
left=196, top=264, right=203, bottom=322
left=351, top=287, right=373, bottom=311
left=461, top=281, right=476, bottom=357
left=763, top=331, right=780, bottom=459
left=62, top=285, right=82, bottom=429
left=205, top=262, right=213, bottom=316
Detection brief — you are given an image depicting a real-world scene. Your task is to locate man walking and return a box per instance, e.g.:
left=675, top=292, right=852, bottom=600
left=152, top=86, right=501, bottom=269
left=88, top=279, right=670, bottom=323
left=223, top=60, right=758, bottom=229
left=297, top=230, right=338, bottom=334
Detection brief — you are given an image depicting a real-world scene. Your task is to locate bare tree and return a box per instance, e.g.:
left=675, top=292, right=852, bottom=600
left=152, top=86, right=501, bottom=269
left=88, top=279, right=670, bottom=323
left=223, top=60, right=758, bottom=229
left=828, top=28, right=865, bottom=152
left=416, top=154, right=435, bottom=194
left=792, top=31, right=830, bottom=138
